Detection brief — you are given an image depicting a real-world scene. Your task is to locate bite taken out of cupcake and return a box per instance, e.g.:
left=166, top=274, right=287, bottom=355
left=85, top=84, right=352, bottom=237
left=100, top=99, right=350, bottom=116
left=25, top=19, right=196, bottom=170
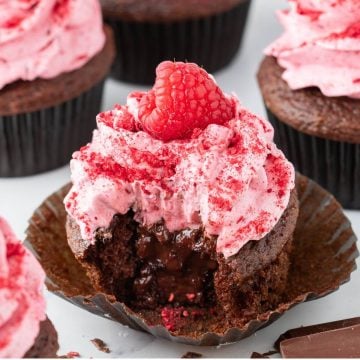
left=0, top=217, right=59, bottom=358
left=0, top=0, right=115, bottom=177
left=257, top=0, right=360, bottom=208
left=64, top=60, right=299, bottom=334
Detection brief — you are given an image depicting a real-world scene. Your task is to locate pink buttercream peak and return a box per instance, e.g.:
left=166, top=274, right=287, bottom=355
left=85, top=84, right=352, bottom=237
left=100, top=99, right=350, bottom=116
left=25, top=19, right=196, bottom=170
left=265, top=0, right=360, bottom=98
left=65, top=62, right=295, bottom=258
left=0, top=0, right=105, bottom=90
left=0, top=217, right=46, bottom=358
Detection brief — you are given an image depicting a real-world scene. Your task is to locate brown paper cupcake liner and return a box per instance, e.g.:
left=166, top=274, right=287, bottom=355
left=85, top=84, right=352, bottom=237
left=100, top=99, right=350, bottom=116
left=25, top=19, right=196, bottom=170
left=266, top=108, right=360, bottom=209
left=0, top=80, right=104, bottom=177
left=104, top=0, right=251, bottom=84
left=25, top=174, right=358, bottom=346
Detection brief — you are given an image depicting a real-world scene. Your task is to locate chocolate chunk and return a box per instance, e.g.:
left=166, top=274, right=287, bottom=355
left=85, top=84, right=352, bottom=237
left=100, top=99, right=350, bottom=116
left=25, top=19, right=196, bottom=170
left=181, top=351, right=203, bottom=358
left=276, top=318, right=360, bottom=358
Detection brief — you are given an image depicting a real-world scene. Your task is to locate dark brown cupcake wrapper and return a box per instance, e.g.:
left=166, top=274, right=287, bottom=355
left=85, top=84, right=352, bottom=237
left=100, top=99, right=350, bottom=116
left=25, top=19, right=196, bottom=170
left=266, top=108, right=360, bottom=209
left=25, top=174, right=358, bottom=346
left=104, top=0, right=251, bottom=84
left=0, top=80, right=104, bottom=177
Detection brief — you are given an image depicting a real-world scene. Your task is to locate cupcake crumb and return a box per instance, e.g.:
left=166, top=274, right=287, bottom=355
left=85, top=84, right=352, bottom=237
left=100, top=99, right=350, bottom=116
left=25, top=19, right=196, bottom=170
left=90, top=338, right=110, bottom=353
left=181, top=352, right=203, bottom=358
left=250, top=350, right=277, bottom=358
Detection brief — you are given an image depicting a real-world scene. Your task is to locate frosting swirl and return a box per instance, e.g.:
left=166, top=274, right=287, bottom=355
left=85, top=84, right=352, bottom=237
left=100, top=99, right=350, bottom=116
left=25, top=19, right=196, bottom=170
left=0, top=217, right=46, bottom=358
left=0, top=0, right=105, bottom=90
left=265, top=0, right=360, bottom=98
left=65, top=93, right=294, bottom=258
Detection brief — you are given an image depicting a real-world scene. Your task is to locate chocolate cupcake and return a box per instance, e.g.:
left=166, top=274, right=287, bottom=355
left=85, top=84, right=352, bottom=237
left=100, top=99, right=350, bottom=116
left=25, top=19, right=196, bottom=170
left=0, top=217, right=59, bottom=358
left=0, top=0, right=115, bottom=177
left=63, top=61, right=298, bottom=335
left=100, top=0, right=251, bottom=84
left=26, top=173, right=358, bottom=345
left=257, top=0, right=360, bottom=209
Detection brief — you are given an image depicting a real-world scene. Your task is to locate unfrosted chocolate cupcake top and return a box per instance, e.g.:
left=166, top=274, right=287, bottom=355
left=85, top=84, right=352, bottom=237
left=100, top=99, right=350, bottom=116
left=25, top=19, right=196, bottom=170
left=100, top=0, right=245, bottom=21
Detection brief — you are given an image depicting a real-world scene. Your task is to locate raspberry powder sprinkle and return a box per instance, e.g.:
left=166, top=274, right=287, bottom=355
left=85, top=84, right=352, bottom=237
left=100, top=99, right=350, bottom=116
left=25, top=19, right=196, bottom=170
left=65, top=61, right=295, bottom=258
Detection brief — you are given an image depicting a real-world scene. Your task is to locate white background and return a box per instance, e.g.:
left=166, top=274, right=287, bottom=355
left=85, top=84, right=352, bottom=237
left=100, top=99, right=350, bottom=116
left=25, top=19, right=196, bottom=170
left=1, top=0, right=359, bottom=357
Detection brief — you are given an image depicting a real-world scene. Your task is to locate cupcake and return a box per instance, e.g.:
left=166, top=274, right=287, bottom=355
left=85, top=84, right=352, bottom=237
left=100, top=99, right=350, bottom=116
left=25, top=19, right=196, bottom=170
left=257, top=0, right=360, bottom=209
left=63, top=61, right=298, bottom=335
left=100, top=0, right=252, bottom=84
left=0, top=0, right=115, bottom=177
left=0, top=217, right=59, bottom=358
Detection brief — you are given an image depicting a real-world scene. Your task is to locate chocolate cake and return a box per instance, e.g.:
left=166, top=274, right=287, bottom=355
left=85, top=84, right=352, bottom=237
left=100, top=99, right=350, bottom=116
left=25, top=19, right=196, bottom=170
left=24, top=318, right=59, bottom=359
left=99, top=0, right=251, bottom=83
left=66, top=189, right=298, bottom=329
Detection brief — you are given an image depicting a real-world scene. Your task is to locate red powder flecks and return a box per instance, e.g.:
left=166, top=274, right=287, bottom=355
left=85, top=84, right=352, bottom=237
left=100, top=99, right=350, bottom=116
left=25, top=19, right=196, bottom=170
left=296, top=5, right=322, bottom=20
left=161, top=307, right=209, bottom=331
left=106, top=106, right=137, bottom=132
left=209, top=196, right=232, bottom=211
left=6, top=243, right=25, bottom=258
left=330, top=23, right=360, bottom=39
left=67, top=352, right=80, bottom=358
left=161, top=307, right=184, bottom=331
left=97, top=111, right=115, bottom=129
left=235, top=211, right=271, bottom=239
left=53, top=0, right=70, bottom=22
left=65, top=191, right=78, bottom=209
left=3, top=16, right=24, bottom=28
left=79, top=150, right=175, bottom=194
left=58, top=351, right=80, bottom=358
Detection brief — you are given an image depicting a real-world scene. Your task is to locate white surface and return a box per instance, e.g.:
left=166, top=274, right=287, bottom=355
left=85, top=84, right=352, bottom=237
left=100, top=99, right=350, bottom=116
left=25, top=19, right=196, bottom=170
left=1, top=0, right=359, bottom=358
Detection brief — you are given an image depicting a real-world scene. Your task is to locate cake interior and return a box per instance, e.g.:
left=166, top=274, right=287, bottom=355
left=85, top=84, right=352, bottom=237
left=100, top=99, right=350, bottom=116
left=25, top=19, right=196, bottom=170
left=85, top=212, right=219, bottom=311
left=66, top=190, right=298, bottom=332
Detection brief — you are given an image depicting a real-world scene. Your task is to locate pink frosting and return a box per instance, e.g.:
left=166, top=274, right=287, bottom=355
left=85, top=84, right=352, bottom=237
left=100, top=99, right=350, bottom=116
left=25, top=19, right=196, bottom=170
left=265, top=0, right=360, bottom=98
left=65, top=93, right=295, bottom=258
left=0, top=217, right=46, bottom=358
left=0, top=0, right=105, bottom=90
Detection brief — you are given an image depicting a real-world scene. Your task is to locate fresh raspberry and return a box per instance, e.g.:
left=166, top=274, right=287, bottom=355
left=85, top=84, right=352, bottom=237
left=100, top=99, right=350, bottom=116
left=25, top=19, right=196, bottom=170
left=138, top=61, right=235, bottom=141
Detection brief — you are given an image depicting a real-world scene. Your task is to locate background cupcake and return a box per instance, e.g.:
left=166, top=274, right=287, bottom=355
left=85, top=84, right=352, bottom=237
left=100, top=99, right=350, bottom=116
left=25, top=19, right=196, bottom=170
left=257, top=0, right=360, bottom=209
left=100, top=0, right=252, bottom=84
left=0, top=0, right=114, bottom=177
left=0, top=217, right=58, bottom=358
